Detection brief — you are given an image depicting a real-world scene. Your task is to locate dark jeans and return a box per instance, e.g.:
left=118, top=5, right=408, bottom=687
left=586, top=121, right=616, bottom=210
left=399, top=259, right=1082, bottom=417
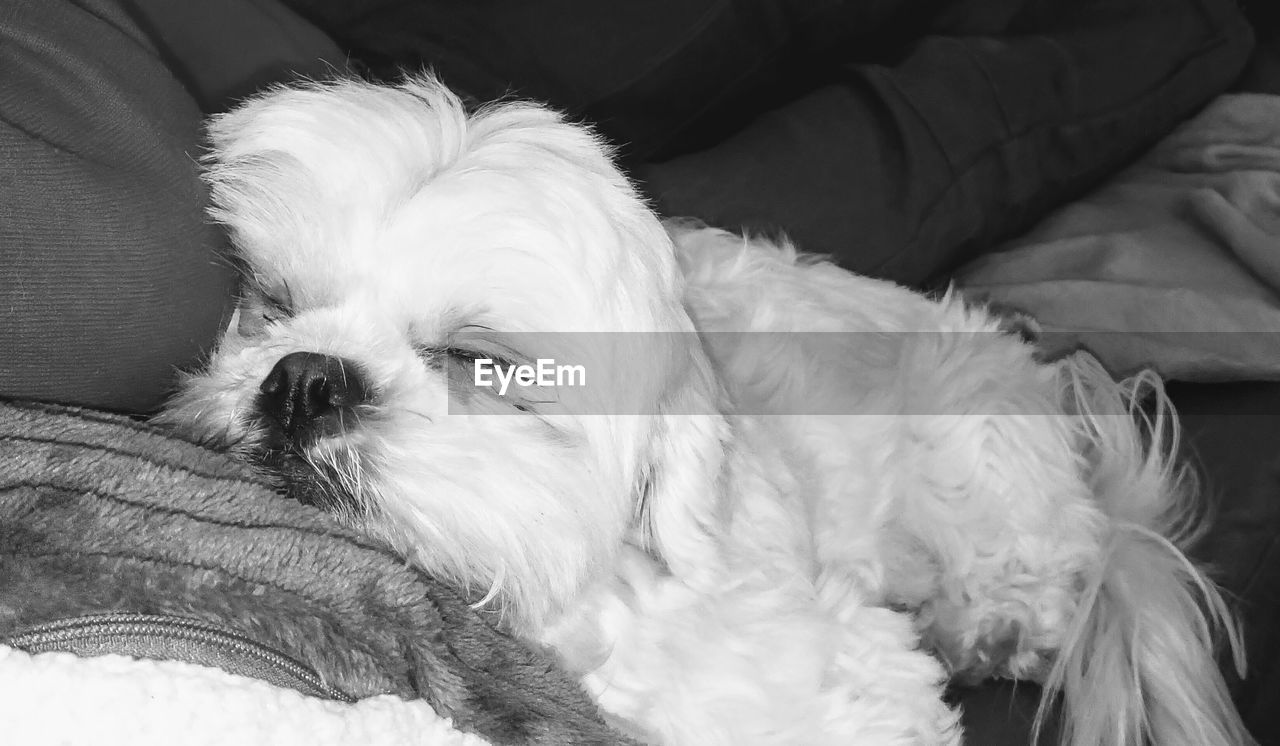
left=643, top=0, right=1255, bottom=285
left=0, top=0, right=341, bottom=413
left=285, top=0, right=1253, bottom=283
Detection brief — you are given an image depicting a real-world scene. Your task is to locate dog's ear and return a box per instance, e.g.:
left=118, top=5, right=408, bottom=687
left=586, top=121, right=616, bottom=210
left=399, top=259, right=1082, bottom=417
left=633, top=353, right=730, bottom=581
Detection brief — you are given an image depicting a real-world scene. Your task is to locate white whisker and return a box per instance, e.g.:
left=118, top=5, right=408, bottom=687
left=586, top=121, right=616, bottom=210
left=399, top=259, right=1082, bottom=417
left=469, top=563, right=506, bottom=614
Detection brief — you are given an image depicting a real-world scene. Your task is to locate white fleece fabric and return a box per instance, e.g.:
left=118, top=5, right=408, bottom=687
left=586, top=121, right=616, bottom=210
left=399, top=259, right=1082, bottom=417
left=0, top=644, right=492, bottom=746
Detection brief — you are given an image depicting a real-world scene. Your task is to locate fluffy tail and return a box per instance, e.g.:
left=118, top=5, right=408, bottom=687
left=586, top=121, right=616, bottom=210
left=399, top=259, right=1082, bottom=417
left=1036, top=355, right=1252, bottom=746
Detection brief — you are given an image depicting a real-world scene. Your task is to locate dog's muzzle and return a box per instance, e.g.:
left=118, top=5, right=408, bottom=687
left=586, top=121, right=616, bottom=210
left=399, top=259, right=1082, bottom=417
left=257, top=351, right=371, bottom=448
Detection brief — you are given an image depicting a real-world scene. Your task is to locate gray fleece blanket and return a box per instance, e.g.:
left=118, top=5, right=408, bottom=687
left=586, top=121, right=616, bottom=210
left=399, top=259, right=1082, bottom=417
left=956, top=94, right=1280, bottom=382
left=0, top=398, right=631, bottom=745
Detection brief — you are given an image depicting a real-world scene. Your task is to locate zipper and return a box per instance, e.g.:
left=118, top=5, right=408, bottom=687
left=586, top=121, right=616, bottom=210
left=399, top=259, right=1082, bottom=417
left=5, top=612, right=356, bottom=703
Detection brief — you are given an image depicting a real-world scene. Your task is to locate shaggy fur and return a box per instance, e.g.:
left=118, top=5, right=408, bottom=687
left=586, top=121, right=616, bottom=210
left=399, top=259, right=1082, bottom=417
left=160, top=75, right=1251, bottom=745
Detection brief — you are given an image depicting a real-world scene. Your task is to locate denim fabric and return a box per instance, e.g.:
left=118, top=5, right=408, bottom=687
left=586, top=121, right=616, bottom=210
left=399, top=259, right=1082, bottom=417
left=0, top=0, right=342, bottom=413
left=638, top=0, right=1255, bottom=284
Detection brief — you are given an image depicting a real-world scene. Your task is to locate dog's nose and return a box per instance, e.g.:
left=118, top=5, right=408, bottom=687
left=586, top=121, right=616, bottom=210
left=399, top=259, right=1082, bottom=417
left=258, top=352, right=371, bottom=445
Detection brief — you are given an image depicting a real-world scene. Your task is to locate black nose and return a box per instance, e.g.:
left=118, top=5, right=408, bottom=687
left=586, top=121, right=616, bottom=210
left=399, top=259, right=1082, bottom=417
left=258, top=352, right=371, bottom=446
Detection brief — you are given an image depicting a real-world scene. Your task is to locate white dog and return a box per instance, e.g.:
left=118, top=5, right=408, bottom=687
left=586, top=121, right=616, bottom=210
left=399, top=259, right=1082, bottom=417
left=159, top=75, right=1251, bottom=746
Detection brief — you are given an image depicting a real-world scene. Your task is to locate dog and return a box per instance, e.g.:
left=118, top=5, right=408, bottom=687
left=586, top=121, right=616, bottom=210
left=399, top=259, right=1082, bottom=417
left=158, top=75, right=1251, bottom=746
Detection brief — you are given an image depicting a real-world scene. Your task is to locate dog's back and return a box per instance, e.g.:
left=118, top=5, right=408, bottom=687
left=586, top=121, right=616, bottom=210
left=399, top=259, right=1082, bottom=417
left=671, top=222, right=1251, bottom=746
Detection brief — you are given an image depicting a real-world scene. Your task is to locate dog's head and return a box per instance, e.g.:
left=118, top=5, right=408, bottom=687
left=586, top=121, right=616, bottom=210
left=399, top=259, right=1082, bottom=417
left=159, top=76, right=728, bottom=631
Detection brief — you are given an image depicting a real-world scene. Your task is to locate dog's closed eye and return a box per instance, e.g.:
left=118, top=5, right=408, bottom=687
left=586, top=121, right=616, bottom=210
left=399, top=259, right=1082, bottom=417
left=414, top=343, right=549, bottom=414
left=414, top=344, right=518, bottom=372
left=235, top=284, right=295, bottom=338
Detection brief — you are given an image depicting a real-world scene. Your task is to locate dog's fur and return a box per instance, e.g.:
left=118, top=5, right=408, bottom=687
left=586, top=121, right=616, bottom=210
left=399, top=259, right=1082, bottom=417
left=159, top=75, right=1251, bottom=745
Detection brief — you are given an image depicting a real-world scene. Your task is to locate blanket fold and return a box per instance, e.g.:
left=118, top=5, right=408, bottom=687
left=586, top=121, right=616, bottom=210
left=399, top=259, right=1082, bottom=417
left=956, top=93, right=1280, bottom=382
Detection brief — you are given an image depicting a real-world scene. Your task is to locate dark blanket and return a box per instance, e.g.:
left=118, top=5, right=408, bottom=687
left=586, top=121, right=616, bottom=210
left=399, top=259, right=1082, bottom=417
left=0, top=399, right=632, bottom=746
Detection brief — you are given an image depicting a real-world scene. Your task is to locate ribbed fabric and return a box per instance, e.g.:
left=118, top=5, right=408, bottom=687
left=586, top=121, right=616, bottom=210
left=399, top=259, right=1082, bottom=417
left=0, top=0, right=237, bottom=413
left=121, top=0, right=348, bottom=113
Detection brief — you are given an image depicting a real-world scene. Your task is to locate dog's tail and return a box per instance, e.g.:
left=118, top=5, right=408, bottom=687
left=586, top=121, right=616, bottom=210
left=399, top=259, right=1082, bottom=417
left=1037, top=354, right=1251, bottom=746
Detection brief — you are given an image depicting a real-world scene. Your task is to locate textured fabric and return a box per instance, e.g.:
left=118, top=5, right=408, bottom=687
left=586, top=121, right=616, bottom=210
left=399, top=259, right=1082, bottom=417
left=0, top=0, right=344, bottom=416
left=0, top=644, right=495, bottom=746
left=0, top=398, right=635, bottom=746
left=952, top=380, right=1280, bottom=746
left=1165, top=381, right=1280, bottom=745
left=639, top=0, right=1255, bottom=285
left=0, top=2, right=1271, bottom=742
left=956, top=93, right=1280, bottom=383
left=121, top=0, right=348, bottom=113
left=279, top=0, right=1255, bottom=286
left=277, top=0, right=857, bottom=160
left=0, top=0, right=237, bottom=414
left=7, top=612, right=356, bottom=700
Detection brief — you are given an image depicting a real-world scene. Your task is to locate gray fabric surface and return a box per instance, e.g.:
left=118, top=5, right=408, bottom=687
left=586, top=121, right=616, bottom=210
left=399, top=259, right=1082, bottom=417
left=0, top=398, right=634, bottom=746
left=0, top=0, right=237, bottom=413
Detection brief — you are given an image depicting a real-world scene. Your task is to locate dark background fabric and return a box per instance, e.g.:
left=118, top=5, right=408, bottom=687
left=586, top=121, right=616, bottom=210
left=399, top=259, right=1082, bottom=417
left=0, top=0, right=347, bottom=416
left=0, top=0, right=1257, bottom=411
left=641, top=0, right=1255, bottom=285
left=120, top=0, right=348, bottom=113
left=1167, top=381, right=1280, bottom=746
left=281, top=0, right=1254, bottom=285
left=0, top=0, right=238, bottom=414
